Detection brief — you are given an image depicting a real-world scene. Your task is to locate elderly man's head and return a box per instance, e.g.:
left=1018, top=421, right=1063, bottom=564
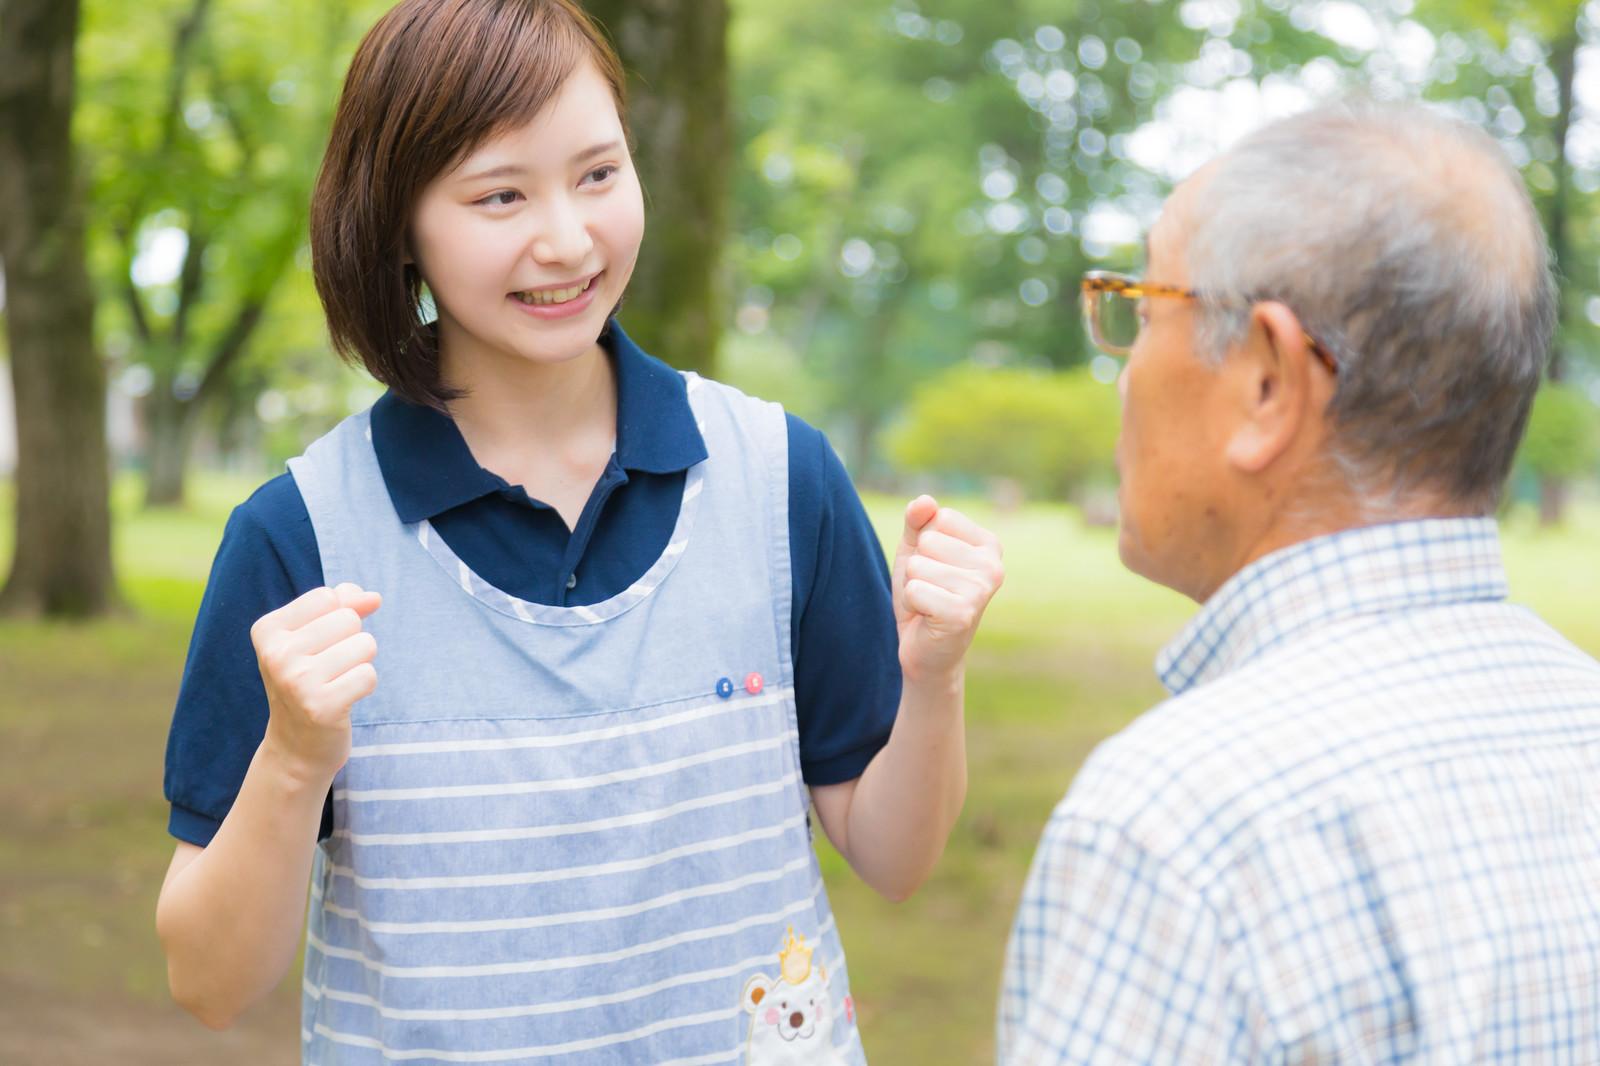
left=1111, top=99, right=1556, bottom=601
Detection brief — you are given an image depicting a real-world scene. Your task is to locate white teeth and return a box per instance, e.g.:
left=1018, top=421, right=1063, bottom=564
left=515, top=280, right=591, bottom=306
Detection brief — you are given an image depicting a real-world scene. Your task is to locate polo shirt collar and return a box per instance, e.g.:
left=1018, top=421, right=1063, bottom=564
left=1155, top=517, right=1507, bottom=697
left=609, top=320, right=708, bottom=475
left=371, top=319, right=708, bottom=523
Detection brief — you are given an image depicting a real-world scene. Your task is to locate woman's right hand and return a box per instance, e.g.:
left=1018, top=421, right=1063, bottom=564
left=250, top=582, right=381, bottom=785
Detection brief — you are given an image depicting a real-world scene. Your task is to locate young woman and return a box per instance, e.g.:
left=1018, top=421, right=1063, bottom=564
left=156, top=2, right=1003, bottom=1062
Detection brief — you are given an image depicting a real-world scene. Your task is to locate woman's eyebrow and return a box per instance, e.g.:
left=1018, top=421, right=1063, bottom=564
left=459, top=163, right=526, bottom=182
left=572, top=140, right=622, bottom=164
left=458, top=142, right=623, bottom=184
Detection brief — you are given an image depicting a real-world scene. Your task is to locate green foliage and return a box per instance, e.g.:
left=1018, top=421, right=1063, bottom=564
left=728, top=0, right=1186, bottom=474
left=48, top=0, right=1599, bottom=500
left=76, top=0, right=391, bottom=496
left=886, top=363, right=1119, bottom=499
left=1517, top=381, right=1600, bottom=479
left=723, top=0, right=1600, bottom=489
left=1411, top=0, right=1579, bottom=54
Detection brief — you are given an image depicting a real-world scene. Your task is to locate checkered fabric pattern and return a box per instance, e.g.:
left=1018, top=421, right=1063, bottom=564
left=999, top=518, right=1600, bottom=1064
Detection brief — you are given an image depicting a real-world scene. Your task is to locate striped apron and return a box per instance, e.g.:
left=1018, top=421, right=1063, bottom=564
left=287, top=374, right=864, bottom=1065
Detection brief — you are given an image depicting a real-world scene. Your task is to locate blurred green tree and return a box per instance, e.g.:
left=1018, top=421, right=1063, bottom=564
left=725, top=0, right=1334, bottom=479
left=725, top=0, right=1600, bottom=507
left=1414, top=0, right=1593, bottom=521
left=78, top=0, right=372, bottom=506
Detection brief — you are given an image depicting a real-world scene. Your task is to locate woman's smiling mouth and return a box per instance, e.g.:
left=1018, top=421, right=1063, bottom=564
left=508, top=273, right=601, bottom=318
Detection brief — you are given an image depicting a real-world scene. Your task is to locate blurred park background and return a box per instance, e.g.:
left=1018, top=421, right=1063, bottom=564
left=2, top=0, right=1598, bottom=1062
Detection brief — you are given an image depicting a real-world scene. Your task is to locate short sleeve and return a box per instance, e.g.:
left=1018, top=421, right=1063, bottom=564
left=786, top=414, right=901, bottom=785
left=162, top=473, right=330, bottom=846
left=999, top=814, right=1249, bottom=1064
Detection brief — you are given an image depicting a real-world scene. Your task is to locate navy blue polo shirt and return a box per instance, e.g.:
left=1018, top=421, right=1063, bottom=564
left=164, top=323, right=901, bottom=846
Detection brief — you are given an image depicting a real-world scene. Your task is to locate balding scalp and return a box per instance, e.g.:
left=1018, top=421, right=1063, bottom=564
left=1183, top=99, right=1556, bottom=512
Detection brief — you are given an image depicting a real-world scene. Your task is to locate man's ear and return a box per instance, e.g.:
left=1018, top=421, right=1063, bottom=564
left=1222, top=300, right=1323, bottom=475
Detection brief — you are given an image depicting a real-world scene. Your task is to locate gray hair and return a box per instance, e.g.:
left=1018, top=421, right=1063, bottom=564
left=1183, top=98, right=1556, bottom=513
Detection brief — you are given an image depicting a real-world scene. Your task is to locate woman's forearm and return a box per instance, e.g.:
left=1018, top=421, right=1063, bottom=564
left=156, top=739, right=330, bottom=1029
left=825, top=670, right=968, bottom=901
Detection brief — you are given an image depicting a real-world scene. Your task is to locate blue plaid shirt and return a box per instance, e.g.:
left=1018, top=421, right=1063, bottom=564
left=999, top=518, right=1600, bottom=1063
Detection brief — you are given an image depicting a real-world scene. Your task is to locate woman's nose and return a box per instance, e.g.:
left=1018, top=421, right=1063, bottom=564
left=529, top=199, right=592, bottom=266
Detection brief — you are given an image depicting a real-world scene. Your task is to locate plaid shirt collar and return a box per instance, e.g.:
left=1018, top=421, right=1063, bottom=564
left=1156, top=517, right=1508, bottom=696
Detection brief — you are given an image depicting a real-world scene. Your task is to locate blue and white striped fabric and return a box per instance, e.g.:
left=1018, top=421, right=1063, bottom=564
left=999, top=518, right=1600, bottom=1064
left=287, top=375, right=863, bottom=1065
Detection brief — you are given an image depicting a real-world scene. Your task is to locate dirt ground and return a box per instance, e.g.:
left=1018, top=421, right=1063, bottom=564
left=0, top=975, right=300, bottom=1066
left=0, top=610, right=303, bottom=1065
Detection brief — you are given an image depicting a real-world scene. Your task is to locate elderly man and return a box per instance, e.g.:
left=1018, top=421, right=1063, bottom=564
left=999, top=100, right=1600, bottom=1063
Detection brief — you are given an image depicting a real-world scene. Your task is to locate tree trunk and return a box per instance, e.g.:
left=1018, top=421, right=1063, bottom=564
left=843, top=277, right=912, bottom=485
left=0, top=0, right=118, bottom=618
left=139, top=295, right=270, bottom=508
left=587, top=0, right=729, bottom=376
left=1538, top=475, right=1568, bottom=528
left=142, top=389, right=195, bottom=508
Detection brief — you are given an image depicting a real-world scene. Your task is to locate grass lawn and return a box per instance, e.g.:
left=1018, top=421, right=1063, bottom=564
left=1, top=474, right=1596, bottom=1064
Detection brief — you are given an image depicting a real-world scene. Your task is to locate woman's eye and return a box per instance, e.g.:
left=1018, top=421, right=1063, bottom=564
left=478, top=190, right=521, bottom=207
left=583, top=165, right=618, bottom=186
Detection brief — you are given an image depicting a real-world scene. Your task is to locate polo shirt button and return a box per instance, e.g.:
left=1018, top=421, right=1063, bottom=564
left=716, top=677, right=734, bottom=699
left=566, top=573, right=578, bottom=590
left=744, top=672, right=764, bottom=696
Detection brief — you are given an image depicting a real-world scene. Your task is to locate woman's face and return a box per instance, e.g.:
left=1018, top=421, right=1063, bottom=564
left=408, top=58, right=645, bottom=377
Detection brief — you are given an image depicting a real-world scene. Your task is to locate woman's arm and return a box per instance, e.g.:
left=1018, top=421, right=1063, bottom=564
left=810, top=497, right=1002, bottom=900
left=156, top=742, right=333, bottom=1029
left=156, top=583, right=379, bottom=1029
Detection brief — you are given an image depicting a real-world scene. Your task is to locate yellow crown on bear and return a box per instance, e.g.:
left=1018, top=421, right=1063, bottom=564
left=778, top=926, right=813, bottom=985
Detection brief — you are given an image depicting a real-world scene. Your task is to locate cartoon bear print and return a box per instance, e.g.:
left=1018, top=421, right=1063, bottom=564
left=741, top=927, right=852, bottom=1065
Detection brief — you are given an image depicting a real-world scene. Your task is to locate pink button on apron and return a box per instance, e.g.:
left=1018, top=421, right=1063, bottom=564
left=744, top=672, right=764, bottom=695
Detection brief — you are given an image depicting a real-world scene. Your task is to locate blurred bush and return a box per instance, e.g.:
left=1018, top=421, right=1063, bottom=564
left=886, top=363, right=1119, bottom=503
left=1517, top=382, right=1600, bottom=482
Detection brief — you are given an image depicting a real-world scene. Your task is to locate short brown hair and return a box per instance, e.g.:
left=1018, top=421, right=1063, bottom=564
left=310, top=0, right=627, bottom=409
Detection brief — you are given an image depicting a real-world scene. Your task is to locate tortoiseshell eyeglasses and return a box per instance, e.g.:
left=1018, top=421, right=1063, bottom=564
left=1081, top=270, right=1338, bottom=373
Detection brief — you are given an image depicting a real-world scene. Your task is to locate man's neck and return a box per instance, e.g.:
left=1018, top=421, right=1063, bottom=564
left=1201, top=485, right=1480, bottom=604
